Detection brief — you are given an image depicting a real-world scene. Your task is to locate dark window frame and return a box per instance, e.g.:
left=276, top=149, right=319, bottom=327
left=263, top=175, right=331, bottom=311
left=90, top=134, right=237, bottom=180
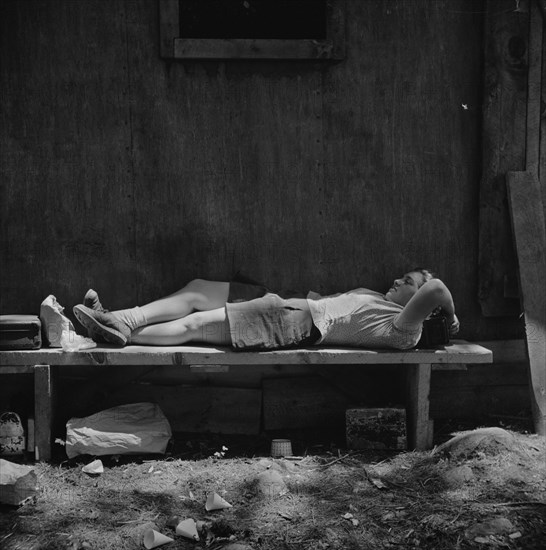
left=159, top=0, right=345, bottom=60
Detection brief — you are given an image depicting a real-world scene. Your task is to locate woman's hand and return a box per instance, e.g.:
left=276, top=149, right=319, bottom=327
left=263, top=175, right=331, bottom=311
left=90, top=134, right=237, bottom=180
left=448, top=314, right=460, bottom=336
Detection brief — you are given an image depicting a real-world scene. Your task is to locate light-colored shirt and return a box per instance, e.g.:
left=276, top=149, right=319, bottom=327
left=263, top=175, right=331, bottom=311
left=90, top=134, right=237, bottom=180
left=306, top=288, right=422, bottom=350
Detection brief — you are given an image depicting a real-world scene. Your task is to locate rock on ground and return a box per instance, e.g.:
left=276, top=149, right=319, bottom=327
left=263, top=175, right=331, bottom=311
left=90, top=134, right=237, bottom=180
left=256, top=469, right=286, bottom=497
left=465, top=517, right=516, bottom=539
left=441, top=464, right=475, bottom=487
left=0, top=459, right=37, bottom=506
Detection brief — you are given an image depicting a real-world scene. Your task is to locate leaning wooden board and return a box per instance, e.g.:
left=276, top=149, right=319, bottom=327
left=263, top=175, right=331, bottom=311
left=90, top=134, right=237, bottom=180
left=0, top=341, right=493, bottom=460
left=505, top=0, right=546, bottom=435
left=507, top=172, right=546, bottom=436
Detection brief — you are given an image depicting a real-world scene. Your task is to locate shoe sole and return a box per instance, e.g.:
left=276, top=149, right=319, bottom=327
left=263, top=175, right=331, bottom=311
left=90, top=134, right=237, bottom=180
left=73, top=305, right=127, bottom=347
left=84, top=325, right=108, bottom=344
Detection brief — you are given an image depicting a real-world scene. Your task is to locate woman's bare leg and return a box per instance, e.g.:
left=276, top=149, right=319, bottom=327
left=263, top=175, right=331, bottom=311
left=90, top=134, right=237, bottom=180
left=130, top=307, right=231, bottom=346
left=74, top=279, right=230, bottom=346
left=137, top=279, right=229, bottom=325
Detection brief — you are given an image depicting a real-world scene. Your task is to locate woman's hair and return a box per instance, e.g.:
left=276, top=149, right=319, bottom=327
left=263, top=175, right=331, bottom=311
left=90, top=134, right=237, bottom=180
left=411, top=267, right=436, bottom=287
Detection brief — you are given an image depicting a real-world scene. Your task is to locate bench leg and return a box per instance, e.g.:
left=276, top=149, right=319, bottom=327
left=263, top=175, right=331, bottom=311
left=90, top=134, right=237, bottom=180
left=406, top=363, right=433, bottom=451
left=34, top=365, right=52, bottom=461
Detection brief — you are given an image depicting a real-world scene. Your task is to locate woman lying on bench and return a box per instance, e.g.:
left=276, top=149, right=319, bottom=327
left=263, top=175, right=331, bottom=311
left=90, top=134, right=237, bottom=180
left=73, top=269, right=460, bottom=350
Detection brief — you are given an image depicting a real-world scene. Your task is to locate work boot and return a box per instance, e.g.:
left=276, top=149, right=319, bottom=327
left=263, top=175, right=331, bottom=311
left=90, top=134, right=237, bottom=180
left=73, top=305, right=131, bottom=347
left=83, top=289, right=108, bottom=312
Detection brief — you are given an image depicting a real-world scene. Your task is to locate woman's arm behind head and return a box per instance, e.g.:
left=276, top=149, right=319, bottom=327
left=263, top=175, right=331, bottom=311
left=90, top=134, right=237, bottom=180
left=394, top=278, right=458, bottom=334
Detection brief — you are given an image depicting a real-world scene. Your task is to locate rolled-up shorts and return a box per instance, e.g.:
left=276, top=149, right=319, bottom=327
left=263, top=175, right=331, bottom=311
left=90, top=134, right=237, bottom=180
left=226, top=291, right=320, bottom=350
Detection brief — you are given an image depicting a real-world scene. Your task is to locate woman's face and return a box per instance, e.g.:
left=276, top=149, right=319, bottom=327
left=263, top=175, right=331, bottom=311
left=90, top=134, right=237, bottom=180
left=385, top=271, right=426, bottom=306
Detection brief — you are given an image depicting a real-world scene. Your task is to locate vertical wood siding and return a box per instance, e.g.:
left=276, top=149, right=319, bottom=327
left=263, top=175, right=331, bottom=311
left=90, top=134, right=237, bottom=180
left=0, top=0, right=521, bottom=341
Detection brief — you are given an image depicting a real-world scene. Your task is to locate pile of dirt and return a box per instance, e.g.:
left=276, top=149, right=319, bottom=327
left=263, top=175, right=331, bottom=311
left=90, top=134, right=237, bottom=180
left=433, top=427, right=517, bottom=458
left=0, top=428, right=544, bottom=549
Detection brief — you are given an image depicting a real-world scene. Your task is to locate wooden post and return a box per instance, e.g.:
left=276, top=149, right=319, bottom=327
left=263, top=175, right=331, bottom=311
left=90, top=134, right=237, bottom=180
left=33, top=365, right=52, bottom=461
left=406, top=364, right=433, bottom=451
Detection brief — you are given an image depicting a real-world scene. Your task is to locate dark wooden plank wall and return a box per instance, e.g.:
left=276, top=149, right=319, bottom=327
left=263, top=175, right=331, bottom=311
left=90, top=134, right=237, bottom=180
left=479, top=0, right=529, bottom=318
left=1, top=0, right=136, bottom=310
left=542, top=0, right=546, bottom=217
left=0, top=0, right=522, bottom=342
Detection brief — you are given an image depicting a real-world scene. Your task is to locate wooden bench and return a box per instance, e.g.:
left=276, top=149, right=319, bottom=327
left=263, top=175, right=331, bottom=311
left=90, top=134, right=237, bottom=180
left=0, top=340, right=492, bottom=461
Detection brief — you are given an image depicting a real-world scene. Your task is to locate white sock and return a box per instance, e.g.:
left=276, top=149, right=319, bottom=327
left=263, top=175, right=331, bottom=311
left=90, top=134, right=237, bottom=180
left=112, top=307, right=147, bottom=332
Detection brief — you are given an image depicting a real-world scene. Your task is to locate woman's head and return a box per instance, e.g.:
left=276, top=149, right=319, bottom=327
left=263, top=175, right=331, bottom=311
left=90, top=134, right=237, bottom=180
left=410, top=267, right=436, bottom=285
left=385, top=267, right=436, bottom=306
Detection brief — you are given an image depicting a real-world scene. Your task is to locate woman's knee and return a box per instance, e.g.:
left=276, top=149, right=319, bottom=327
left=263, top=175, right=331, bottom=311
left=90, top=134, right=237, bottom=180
left=183, top=311, right=230, bottom=343
left=182, top=311, right=206, bottom=331
left=182, top=279, right=229, bottom=311
left=183, top=278, right=210, bottom=292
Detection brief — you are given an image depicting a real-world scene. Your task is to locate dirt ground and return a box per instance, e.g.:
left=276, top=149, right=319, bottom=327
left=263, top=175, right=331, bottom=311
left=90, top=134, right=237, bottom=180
left=1, top=427, right=545, bottom=550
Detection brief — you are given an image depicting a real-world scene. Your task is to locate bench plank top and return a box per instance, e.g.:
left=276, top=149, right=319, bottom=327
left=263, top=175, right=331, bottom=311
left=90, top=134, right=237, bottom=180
left=0, top=340, right=492, bottom=367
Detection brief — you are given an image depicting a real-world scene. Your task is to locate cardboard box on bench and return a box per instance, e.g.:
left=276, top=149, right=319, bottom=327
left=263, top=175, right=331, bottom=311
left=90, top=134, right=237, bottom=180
left=0, top=315, right=41, bottom=350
